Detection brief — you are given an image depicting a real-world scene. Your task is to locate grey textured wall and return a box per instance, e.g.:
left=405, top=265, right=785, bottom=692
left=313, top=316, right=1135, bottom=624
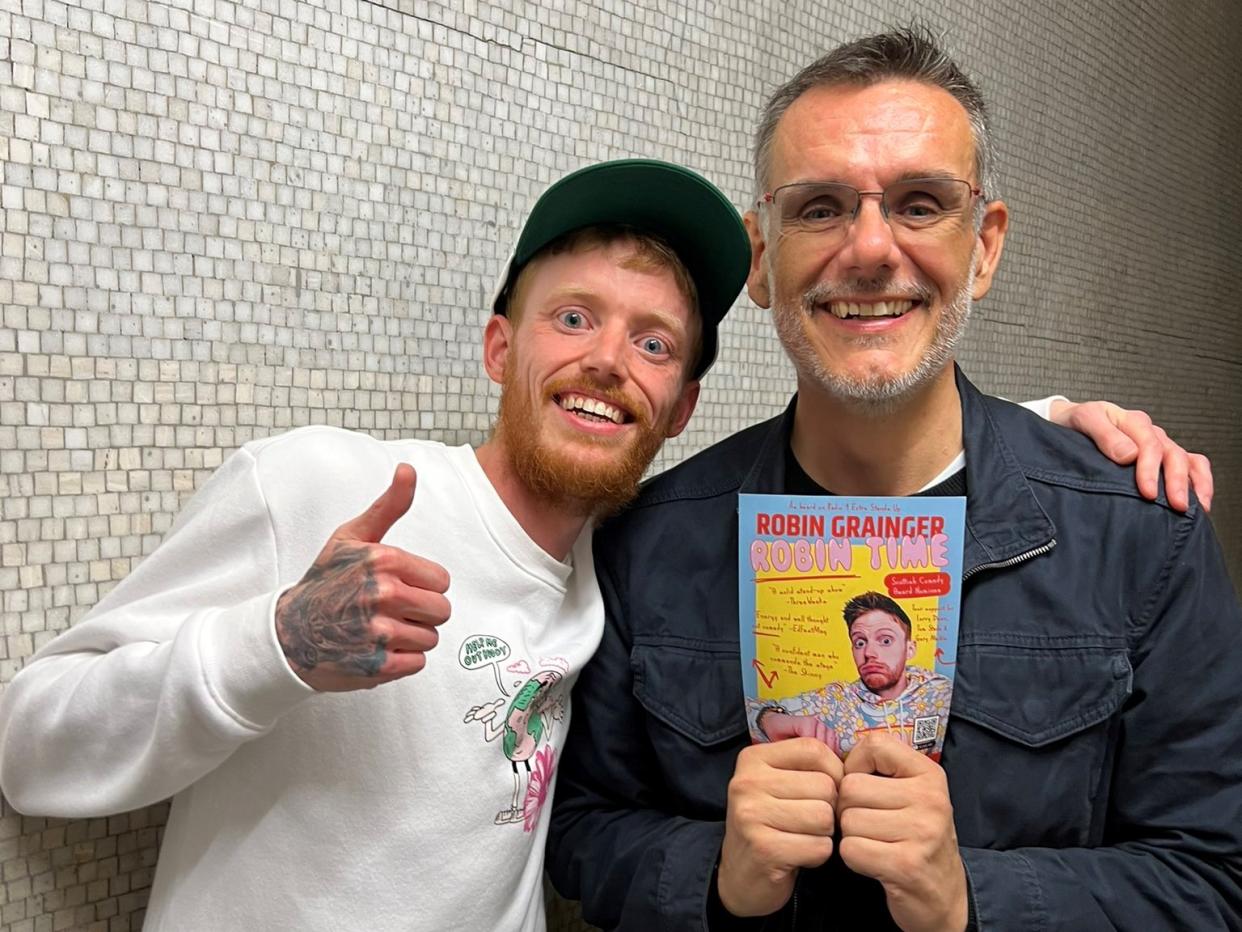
left=0, top=0, right=1239, bottom=928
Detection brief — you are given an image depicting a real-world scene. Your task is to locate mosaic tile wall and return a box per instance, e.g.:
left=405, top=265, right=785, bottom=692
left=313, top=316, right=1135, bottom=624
left=0, top=0, right=1238, bottom=928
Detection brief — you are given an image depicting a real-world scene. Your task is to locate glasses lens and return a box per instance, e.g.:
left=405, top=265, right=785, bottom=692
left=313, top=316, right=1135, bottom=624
left=775, top=183, right=858, bottom=231
left=883, top=179, right=971, bottom=229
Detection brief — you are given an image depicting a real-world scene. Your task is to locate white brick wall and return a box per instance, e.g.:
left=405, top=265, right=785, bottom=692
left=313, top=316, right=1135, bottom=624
left=0, top=0, right=1239, bottom=928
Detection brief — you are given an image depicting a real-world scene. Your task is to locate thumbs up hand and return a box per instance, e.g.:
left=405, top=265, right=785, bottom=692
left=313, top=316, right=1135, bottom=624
left=274, top=464, right=452, bottom=692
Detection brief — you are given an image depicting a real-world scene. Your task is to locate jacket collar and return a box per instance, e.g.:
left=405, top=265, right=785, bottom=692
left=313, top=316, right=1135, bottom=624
left=955, top=366, right=1057, bottom=574
left=738, top=396, right=796, bottom=496
left=736, top=366, right=1056, bottom=576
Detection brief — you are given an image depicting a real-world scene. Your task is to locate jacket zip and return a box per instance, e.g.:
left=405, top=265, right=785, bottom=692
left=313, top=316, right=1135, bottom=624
left=962, top=539, right=1056, bottom=581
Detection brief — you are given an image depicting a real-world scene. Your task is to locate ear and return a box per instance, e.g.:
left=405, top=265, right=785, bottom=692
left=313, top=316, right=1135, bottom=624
left=663, top=379, right=701, bottom=439
left=743, top=210, right=772, bottom=309
left=482, top=314, right=513, bottom=386
left=906, top=639, right=917, bottom=660
left=970, top=199, right=1009, bottom=300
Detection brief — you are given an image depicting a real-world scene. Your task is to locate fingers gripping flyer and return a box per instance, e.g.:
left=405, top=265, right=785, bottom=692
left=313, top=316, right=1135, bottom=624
left=738, top=494, right=966, bottom=761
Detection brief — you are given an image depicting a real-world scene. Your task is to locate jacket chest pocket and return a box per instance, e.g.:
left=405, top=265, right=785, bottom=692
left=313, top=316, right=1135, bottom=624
left=631, top=641, right=749, bottom=812
left=945, top=635, right=1132, bottom=850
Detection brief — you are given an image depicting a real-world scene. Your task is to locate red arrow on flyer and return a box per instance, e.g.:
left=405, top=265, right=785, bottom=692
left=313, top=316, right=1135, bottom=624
left=752, top=659, right=779, bottom=689
left=934, top=647, right=956, bottom=666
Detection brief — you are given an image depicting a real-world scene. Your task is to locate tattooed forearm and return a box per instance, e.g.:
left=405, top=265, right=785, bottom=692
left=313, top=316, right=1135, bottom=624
left=276, top=543, right=387, bottom=678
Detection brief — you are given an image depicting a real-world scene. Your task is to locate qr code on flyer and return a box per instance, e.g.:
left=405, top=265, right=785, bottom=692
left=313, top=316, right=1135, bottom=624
left=913, top=716, right=938, bottom=749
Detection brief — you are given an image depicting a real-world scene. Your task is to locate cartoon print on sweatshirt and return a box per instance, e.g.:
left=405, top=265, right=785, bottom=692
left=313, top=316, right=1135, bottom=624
left=460, top=634, right=568, bottom=829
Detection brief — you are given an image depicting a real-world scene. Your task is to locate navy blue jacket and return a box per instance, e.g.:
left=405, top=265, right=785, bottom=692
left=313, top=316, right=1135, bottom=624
left=549, top=369, right=1242, bottom=931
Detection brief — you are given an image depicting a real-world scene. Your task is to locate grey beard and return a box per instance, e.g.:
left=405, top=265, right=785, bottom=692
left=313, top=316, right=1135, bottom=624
left=771, top=266, right=975, bottom=415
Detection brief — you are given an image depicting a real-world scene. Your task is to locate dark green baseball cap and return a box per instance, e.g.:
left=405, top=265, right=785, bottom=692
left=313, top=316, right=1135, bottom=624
left=490, top=159, right=750, bottom=378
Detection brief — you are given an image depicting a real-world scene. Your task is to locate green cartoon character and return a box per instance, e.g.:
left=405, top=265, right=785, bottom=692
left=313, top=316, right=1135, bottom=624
left=464, top=668, right=564, bottom=827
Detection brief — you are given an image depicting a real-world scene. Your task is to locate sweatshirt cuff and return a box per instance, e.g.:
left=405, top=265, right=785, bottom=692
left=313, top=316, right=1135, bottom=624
left=195, top=586, right=315, bottom=733
left=1017, top=394, right=1070, bottom=421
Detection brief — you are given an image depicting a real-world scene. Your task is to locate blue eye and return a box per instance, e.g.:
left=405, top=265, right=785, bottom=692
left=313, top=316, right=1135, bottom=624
left=560, top=310, right=586, bottom=328
left=641, top=336, right=668, bottom=355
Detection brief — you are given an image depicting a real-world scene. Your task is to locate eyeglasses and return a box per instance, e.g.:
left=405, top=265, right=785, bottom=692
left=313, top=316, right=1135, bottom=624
left=758, top=178, right=982, bottom=242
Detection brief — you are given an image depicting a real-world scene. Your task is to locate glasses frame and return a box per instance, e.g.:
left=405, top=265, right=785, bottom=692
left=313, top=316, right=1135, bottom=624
left=757, top=178, right=984, bottom=235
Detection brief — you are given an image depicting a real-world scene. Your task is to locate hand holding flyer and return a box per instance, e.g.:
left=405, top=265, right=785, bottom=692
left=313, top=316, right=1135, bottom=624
left=738, top=494, right=966, bottom=761
left=838, top=734, right=969, bottom=932
left=718, top=738, right=842, bottom=917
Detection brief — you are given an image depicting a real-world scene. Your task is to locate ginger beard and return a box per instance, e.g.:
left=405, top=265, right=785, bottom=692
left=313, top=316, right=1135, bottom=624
left=858, top=656, right=906, bottom=693
left=770, top=247, right=977, bottom=411
left=849, top=615, right=914, bottom=696
left=496, top=363, right=672, bottom=518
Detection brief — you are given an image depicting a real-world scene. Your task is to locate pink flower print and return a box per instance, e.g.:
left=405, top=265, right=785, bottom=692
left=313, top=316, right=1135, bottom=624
left=522, top=744, right=557, bottom=832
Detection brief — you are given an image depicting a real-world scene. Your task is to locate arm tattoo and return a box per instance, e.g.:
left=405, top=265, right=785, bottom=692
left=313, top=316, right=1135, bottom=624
left=276, top=543, right=386, bottom=677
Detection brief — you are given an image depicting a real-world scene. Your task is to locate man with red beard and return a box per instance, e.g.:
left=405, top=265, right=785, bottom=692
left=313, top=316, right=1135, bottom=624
left=549, top=28, right=1242, bottom=932
left=0, top=159, right=751, bottom=932
left=0, top=155, right=1210, bottom=930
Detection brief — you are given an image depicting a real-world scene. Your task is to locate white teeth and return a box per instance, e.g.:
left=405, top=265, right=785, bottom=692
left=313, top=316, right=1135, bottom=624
left=559, top=394, right=624, bottom=424
left=827, top=300, right=914, bottom=319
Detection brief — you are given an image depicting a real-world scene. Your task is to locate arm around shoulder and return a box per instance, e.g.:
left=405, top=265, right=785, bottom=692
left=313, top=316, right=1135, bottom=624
left=962, top=507, right=1242, bottom=929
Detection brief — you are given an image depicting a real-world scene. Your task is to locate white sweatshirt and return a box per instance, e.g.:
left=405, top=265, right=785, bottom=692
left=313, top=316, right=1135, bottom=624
left=0, top=427, right=604, bottom=931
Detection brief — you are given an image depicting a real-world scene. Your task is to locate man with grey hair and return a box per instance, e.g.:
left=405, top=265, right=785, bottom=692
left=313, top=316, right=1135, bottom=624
left=548, top=27, right=1242, bottom=931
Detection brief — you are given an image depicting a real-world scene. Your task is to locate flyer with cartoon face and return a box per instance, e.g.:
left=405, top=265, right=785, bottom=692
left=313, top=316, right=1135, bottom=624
left=738, top=494, right=965, bottom=761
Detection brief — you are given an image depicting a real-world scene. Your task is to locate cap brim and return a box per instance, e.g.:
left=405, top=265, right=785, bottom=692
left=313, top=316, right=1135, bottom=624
left=491, top=160, right=750, bottom=378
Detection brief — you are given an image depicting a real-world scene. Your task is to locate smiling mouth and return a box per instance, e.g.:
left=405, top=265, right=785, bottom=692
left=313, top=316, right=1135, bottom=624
left=555, top=392, right=631, bottom=425
left=825, top=299, right=918, bottom=320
